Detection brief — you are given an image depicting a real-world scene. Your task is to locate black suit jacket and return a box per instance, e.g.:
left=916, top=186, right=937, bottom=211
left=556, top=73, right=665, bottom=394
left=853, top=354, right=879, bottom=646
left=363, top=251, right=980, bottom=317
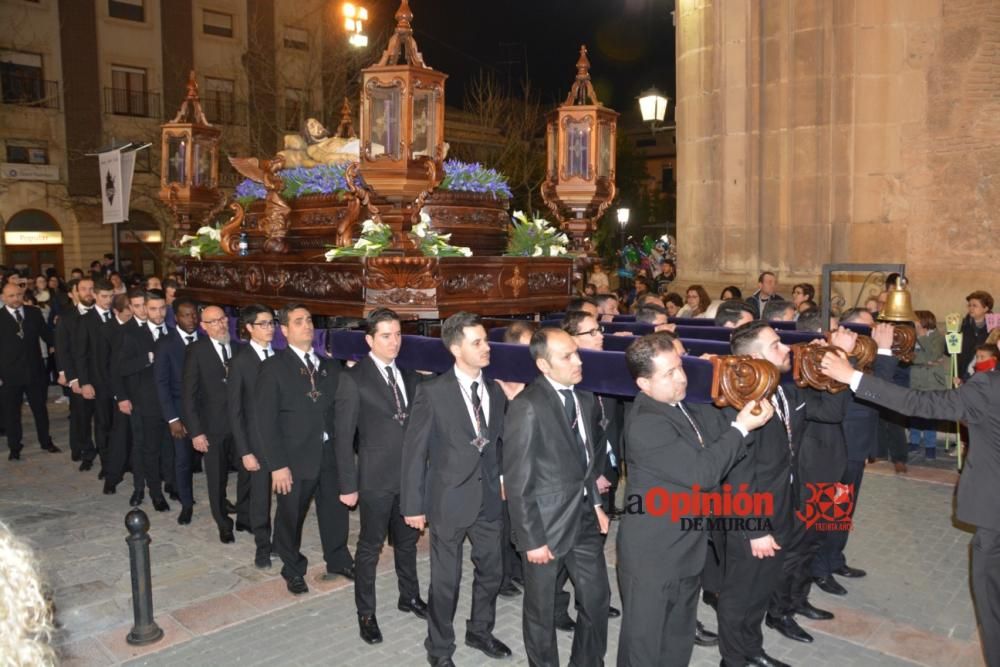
left=255, top=347, right=341, bottom=480
left=182, top=336, right=239, bottom=440
left=0, top=305, right=52, bottom=386
left=334, top=355, right=420, bottom=495
left=855, top=371, right=1000, bottom=531
left=502, top=378, right=602, bottom=558
left=54, top=307, right=83, bottom=382
left=115, top=319, right=162, bottom=417
left=617, top=393, right=748, bottom=579
left=843, top=353, right=899, bottom=461
left=155, top=329, right=191, bottom=424
left=75, top=309, right=114, bottom=391
left=400, top=367, right=506, bottom=533
left=228, top=344, right=267, bottom=459
left=795, top=385, right=852, bottom=493
left=593, top=394, right=624, bottom=484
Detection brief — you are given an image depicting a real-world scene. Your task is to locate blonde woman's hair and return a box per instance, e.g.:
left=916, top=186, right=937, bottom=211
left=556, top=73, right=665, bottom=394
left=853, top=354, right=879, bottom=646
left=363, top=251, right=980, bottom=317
left=0, top=522, right=56, bottom=666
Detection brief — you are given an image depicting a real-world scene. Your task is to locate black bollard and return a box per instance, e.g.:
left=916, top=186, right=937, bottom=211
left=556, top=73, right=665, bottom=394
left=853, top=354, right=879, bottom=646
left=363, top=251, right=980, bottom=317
left=125, top=508, right=164, bottom=646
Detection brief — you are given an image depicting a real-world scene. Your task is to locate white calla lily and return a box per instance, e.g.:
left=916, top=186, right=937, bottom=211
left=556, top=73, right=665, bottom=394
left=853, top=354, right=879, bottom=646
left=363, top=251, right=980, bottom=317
left=196, top=226, right=215, bottom=237
left=413, top=223, right=427, bottom=238
left=513, top=210, right=528, bottom=224
left=419, top=210, right=432, bottom=224
left=361, top=219, right=378, bottom=234
left=189, top=245, right=202, bottom=259
left=179, top=234, right=195, bottom=245
left=459, top=247, right=473, bottom=257
left=532, top=245, right=543, bottom=257
left=324, top=249, right=337, bottom=262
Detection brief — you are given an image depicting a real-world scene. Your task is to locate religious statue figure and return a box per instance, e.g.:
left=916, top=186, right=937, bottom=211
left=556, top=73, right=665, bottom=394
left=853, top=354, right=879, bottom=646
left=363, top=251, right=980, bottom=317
left=278, top=118, right=360, bottom=168
left=228, top=155, right=292, bottom=254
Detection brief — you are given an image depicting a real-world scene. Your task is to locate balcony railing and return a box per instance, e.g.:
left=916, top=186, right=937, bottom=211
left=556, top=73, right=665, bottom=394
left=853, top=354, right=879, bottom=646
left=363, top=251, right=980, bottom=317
left=203, top=96, right=247, bottom=126
left=104, top=87, right=161, bottom=118
left=1, top=76, right=60, bottom=110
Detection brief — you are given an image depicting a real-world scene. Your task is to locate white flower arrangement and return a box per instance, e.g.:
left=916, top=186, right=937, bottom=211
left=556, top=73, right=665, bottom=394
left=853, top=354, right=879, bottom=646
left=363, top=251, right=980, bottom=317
left=505, top=210, right=573, bottom=258
left=175, top=225, right=222, bottom=260
left=324, top=214, right=472, bottom=260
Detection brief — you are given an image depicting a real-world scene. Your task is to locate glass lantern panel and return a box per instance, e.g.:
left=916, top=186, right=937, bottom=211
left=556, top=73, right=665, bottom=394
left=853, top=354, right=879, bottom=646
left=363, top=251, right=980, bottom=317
left=412, top=89, right=437, bottom=158
left=368, top=83, right=401, bottom=159
left=598, top=122, right=612, bottom=179
left=564, top=119, right=590, bottom=179
left=547, top=123, right=558, bottom=178
left=167, top=135, right=187, bottom=183
left=193, top=140, right=214, bottom=187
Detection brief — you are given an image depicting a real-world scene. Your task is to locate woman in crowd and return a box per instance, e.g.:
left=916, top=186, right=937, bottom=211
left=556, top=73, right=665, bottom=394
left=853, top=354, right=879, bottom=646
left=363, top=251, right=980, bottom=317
left=678, top=284, right=711, bottom=318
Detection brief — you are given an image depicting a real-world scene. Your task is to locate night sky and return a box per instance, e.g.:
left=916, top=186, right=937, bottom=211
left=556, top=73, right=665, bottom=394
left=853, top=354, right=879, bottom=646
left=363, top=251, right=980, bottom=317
left=362, top=0, right=676, bottom=124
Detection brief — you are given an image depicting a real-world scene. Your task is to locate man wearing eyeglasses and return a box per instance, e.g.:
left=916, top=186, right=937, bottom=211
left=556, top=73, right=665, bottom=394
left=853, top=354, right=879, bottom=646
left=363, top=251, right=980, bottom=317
left=228, top=304, right=277, bottom=569
left=182, top=305, right=245, bottom=544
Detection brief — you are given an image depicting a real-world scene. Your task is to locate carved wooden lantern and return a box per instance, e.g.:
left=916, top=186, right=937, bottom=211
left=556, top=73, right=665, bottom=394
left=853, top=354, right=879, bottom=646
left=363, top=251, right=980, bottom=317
left=711, top=356, right=780, bottom=413
left=541, top=45, right=619, bottom=253
left=358, top=0, right=446, bottom=201
left=159, top=71, right=222, bottom=235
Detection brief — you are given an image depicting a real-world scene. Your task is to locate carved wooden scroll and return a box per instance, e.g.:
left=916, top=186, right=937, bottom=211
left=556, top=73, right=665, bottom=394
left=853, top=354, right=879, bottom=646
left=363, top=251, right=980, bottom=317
left=219, top=201, right=244, bottom=255
left=711, top=355, right=780, bottom=414
left=892, top=325, right=916, bottom=364
left=792, top=343, right=850, bottom=394
left=826, top=332, right=877, bottom=372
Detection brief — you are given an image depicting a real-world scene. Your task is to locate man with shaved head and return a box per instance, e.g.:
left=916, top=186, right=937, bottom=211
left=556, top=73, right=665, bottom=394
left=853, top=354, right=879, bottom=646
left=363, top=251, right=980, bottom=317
left=182, top=305, right=246, bottom=544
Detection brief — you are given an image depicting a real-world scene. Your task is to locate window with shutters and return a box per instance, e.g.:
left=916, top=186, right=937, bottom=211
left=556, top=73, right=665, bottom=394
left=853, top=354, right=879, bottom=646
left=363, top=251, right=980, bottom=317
left=108, top=0, right=144, bottom=22
left=203, top=9, right=233, bottom=38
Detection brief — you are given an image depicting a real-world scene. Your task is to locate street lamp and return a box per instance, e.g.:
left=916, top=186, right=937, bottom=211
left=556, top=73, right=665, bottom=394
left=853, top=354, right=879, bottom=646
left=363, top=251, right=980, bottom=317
left=638, top=87, right=671, bottom=134
left=617, top=206, right=630, bottom=288
left=343, top=3, right=369, bottom=48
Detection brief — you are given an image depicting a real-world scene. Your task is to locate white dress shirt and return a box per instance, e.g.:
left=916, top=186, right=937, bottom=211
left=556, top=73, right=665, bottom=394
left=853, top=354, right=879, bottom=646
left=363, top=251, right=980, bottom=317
left=250, top=339, right=273, bottom=361
left=370, top=352, right=407, bottom=405
left=208, top=336, right=232, bottom=366
left=288, top=345, right=328, bottom=441
left=544, top=375, right=588, bottom=463
left=454, top=365, right=489, bottom=432
left=146, top=320, right=168, bottom=342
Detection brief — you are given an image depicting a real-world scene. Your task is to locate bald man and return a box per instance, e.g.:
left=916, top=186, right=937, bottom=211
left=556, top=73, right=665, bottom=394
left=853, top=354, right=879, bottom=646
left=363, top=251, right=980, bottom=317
left=182, top=305, right=245, bottom=543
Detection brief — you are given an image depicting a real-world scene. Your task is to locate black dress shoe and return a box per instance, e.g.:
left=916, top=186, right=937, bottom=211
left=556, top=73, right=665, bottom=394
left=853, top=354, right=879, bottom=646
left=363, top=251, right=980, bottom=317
left=71, top=450, right=81, bottom=461
left=793, top=600, right=834, bottom=620
left=358, top=614, right=383, bottom=644
left=694, top=620, right=719, bottom=647
left=555, top=616, right=575, bottom=632
left=745, top=651, right=791, bottom=667
left=166, top=485, right=180, bottom=501
left=833, top=564, right=867, bottom=578
left=219, top=528, right=235, bottom=543
left=323, top=564, right=355, bottom=581
left=286, top=576, right=309, bottom=595
left=129, top=490, right=144, bottom=506
left=235, top=522, right=252, bottom=533
left=427, top=658, right=455, bottom=667
left=398, top=597, right=429, bottom=619
left=79, top=460, right=93, bottom=471
left=608, top=605, right=621, bottom=618
left=102, top=480, right=117, bottom=495
left=498, top=582, right=522, bottom=598
left=465, top=633, right=512, bottom=659
left=151, top=496, right=170, bottom=512
left=813, top=575, right=848, bottom=596
left=8, top=450, right=21, bottom=461
left=224, top=500, right=237, bottom=514
left=254, top=553, right=272, bottom=569
left=702, top=589, right=720, bottom=611
left=42, top=442, right=61, bottom=453
left=766, top=613, right=814, bottom=643
left=177, top=506, right=193, bottom=525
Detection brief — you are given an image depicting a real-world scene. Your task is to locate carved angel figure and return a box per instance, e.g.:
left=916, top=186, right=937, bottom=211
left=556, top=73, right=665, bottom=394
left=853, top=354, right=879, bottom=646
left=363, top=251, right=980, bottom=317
left=229, top=155, right=291, bottom=254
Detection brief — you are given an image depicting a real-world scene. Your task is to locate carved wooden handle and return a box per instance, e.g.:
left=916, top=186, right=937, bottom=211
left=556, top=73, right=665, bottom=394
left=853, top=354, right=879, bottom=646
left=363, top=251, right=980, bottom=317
left=219, top=201, right=245, bottom=256
left=792, top=343, right=849, bottom=393
left=892, top=325, right=916, bottom=363
left=711, top=355, right=781, bottom=412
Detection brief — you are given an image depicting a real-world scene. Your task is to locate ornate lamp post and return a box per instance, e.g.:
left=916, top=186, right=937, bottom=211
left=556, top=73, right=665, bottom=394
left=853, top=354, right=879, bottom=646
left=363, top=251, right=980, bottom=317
left=541, top=45, right=619, bottom=256
left=638, top=87, right=671, bottom=134
left=158, top=71, right=222, bottom=235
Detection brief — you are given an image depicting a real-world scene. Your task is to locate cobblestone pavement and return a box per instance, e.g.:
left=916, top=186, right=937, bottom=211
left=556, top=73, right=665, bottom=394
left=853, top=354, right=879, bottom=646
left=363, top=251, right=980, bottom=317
left=0, top=398, right=986, bottom=666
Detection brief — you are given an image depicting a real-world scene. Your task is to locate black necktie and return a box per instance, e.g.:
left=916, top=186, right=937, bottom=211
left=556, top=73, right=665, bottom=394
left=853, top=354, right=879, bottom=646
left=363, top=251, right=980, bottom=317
left=102, top=311, right=110, bottom=323
left=14, top=309, right=23, bottom=324
left=185, top=335, right=194, bottom=345
left=386, top=366, right=406, bottom=408
left=219, top=342, right=230, bottom=364
left=470, top=380, right=483, bottom=434
left=263, top=348, right=270, bottom=359
left=558, top=389, right=588, bottom=464
left=305, top=352, right=315, bottom=373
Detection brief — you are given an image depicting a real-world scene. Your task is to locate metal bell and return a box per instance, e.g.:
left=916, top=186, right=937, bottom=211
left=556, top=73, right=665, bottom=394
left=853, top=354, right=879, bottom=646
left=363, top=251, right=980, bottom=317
left=878, top=276, right=917, bottom=323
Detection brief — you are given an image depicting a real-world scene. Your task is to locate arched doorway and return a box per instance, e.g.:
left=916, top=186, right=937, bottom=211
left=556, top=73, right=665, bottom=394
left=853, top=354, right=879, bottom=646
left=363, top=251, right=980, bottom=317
left=118, top=210, right=163, bottom=278
left=4, top=209, right=64, bottom=276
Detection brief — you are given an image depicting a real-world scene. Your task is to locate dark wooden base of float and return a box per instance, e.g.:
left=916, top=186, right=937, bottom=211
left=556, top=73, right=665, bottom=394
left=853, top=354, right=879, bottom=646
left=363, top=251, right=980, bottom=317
left=179, top=254, right=572, bottom=318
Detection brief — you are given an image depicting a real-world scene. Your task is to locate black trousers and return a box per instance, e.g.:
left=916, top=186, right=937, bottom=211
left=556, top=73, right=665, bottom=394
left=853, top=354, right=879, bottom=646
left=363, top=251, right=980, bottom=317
left=131, top=413, right=171, bottom=498
left=719, top=538, right=784, bottom=666
left=171, top=436, right=194, bottom=508
left=355, top=489, right=420, bottom=616
left=769, top=523, right=824, bottom=617
left=105, top=404, right=131, bottom=485
left=522, top=507, right=610, bottom=667
left=69, top=391, right=96, bottom=461
left=1, top=377, right=50, bottom=452
left=425, top=514, right=502, bottom=660
left=272, top=456, right=352, bottom=580
left=811, top=459, right=866, bottom=578
left=90, top=390, right=113, bottom=469
left=702, top=535, right=725, bottom=595
left=971, top=527, right=1000, bottom=667
left=246, top=461, right=272, bottom=556
left=501, top=500, right=523, bottom=585
left=203, top=432, right=237, bottom=531
left=878, top=410, right=909, bottom=463
left=618, top=571, right=699, bottom=667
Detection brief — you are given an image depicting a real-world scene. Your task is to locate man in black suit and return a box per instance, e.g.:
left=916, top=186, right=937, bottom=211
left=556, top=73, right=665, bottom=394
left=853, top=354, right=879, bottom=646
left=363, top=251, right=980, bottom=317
left=503, top=327, right=611, bottom=667
left=823, top=346, right=1000, bottom=667
left=616, top=332, right=771, bottom=666
left=115, top=289, right=172, bottom=511
left=155, top=298, right=200, bottom=524
left=401, top=312, right=511, bottom=667
left=57, top=276, right=96, bottom=468
left=228, top=303, right=276, bottom=568
left=102, top=293, right=133, bottom=492
left=0, top=281, right=59, bottom=459
left=73, top=278, right=115, bottom=485
left=182, top=305, right=246, bottom=543
left=335, top=308, right=427, bottom=645
left=257, top=304, right=354, bottom=595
